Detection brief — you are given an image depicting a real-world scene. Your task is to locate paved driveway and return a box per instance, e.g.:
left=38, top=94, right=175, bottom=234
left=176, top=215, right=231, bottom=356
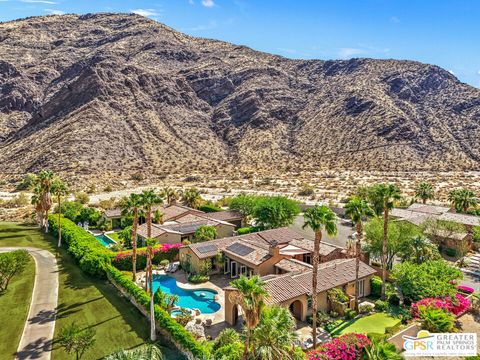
left=0, top=247, right=58, bottom=360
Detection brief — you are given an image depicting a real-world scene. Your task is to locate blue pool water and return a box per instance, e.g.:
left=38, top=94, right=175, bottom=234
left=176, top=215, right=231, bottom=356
left=95, top=234, right=115, bottom=247
left=152, top=275, right=221, bottom=314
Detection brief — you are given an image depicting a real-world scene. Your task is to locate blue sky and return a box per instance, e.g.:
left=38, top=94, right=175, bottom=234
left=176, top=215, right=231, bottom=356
left=1, top=0, right=479, bottom=87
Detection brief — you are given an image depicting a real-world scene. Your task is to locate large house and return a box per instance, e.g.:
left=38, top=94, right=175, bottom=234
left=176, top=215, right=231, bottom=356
left=178, top=227, right=375, bottom=325
left=179, top=227, right=347, bottom=277
left=391, top=203, right=479, bottom=250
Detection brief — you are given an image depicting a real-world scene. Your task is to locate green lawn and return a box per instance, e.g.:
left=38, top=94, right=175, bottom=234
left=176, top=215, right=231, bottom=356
left=0, top=254, right=35, bottom=358
left=329, top=313, right=401, bottom=336
left=108, top=231, right=121, bottom=242
left=0, top=222, right=181, bottom=360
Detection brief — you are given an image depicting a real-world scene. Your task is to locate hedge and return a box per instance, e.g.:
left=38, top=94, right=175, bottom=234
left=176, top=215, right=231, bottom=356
left=112, top=243, right=181, bottom=271
left=371, top=276, right=382, bottom=297
left=48, top=215, right=113, bottom=277
left=106, top=265, right=210, bottom=359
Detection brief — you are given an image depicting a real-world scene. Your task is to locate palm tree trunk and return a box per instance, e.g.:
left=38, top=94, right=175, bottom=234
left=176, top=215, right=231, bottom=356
left=132, top=209, right=138, bottom=282
left=144, top=207, right=152, bottom=292
left=242, top=327, right=250, bottom=360
left=381, top=203, right=388, bottom=300
left=148, top=248, right=156, bottom=341
left=57, top=195, right=62, bottom=247
left=355, top=222, right=362, bottom=311
left=311, top=230, right=322, bottom=349
left=45, top=209, right=49, bottom=233
left=422, top=198, right=426, bottom=204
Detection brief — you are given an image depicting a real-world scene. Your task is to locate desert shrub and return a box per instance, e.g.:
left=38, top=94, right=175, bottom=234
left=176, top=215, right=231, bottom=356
left=130, top=172, right=144, bottom=181
left=174, top=308, right=194, bottom=326
left=298, top=183, right=315, bottom=196
left=371, top=276, right=382, bottom=298
left=213, top=328, right=240, bottom=351
left=74, top=191, right=90, bottom=205
left=374, top=300, right=388, bottom=312
left=16, top=173, right=37, bottom=191
left=159, top=259, right=170, bottom=268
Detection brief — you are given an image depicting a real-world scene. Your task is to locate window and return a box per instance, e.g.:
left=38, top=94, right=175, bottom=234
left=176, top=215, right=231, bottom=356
left=303, top=253, right=312, bottom=264
left=240, top=265, right=247, bottom=276
left=357, top=279, right=365, bottom=297
left=224, top=258, right=230, bottom=274
left=231, top=261, right=238, bottom=278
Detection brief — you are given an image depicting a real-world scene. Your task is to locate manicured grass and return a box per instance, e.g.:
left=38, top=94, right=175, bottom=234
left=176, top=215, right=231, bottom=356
left=0, top=222, right=181, bottom=360
left=329, top=313, right=401, bottom=336
left=0, top=254, right=35, bottom=358
left=108, top=231, right=121, bottom=242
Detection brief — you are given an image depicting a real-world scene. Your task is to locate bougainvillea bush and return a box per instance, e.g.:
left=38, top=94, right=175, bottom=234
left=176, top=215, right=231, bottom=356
left=411, top=294, right=471, bottom=318
left=112, top=243, right=181, bottom=270
left=306, top=333, right=371, bottom=360
left=457, top=285, right=474, bottom=294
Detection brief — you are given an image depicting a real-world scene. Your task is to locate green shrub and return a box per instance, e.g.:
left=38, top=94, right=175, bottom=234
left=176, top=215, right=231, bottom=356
left=371, top=276, right=382, bottom=297
left=187, top=274, right=210, bottom=284
left=213, top=329, right=241, bottom=351
left=48, top=215, right=113, bottom=277
left=418, top=306, right=455, bottom=333
left=214, top=342, right=243, bottom=360
left=112, top=245, right=180, bottom=271
left=444, top=248, right=457, bottom=257
left=327, top=288, right=349, bottom=303
left=236, top=227, right=256, bottom=235
left=359, top=303, right=374, bottom=314
left=198, top=204, right=221, bottom=213
left=374, top=300, right=388, bottom=311
left=345, top=308, right=357, bottom=320
left=106, top=265, right=210, bottom=358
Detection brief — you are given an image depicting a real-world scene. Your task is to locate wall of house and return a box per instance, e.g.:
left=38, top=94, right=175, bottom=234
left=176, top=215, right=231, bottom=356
left=216, top=224, right=235, bottom=239
left=179, top=247, right=204, bottom=273
left=157, top=232, right=182, bottom=245
left=281, top=295, right=308, bottom=321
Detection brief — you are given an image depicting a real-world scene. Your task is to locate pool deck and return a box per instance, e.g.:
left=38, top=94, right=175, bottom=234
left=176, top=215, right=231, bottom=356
left=137, top=270, right=227, bottom=326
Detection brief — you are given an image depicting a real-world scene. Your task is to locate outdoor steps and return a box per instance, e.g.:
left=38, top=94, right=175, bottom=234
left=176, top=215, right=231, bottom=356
left=461, top=268, right=480, bottom=278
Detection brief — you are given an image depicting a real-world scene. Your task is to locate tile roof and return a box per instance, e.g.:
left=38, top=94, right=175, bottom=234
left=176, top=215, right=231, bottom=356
left=223, top=241, right=272, bottom=266
left=137, top=223, right=168, bottom=238
left=391, top=204, right=480, bottom=227
left=189, top=237, right=237, bottom=258
left=275, top=258, right=313, bottom=274
left=438, top=212, right=480, bottom=227
left=104, top=208, right=122, bottom=218
left=263, top=274, right=311, bottom=304
left=407, top=203, right=450, bottom=215
left=207, top=210, right=243, bottom=222
left=293, top=258, right=377, bottom=296
left=289, top=238, right=343, bottom=256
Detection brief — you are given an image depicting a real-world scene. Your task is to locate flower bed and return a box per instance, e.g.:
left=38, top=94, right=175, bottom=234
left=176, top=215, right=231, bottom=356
left=457, top=285, right=474, bottom=294
left=112, top=243, right=181, bottom=271
left=411, top=294, right=470, bottom=318
left=306, top=333, right=370, bottom=360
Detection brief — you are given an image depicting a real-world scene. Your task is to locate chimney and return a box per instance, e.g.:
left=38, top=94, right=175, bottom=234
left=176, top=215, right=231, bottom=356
left=269, top=240, right=280, bottom=257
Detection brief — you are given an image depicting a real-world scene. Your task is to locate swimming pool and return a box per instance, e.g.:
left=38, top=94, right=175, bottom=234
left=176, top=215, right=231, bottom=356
left=152, top=275, right=221, bottom=314
left=95, top=234, right=116, bottom=247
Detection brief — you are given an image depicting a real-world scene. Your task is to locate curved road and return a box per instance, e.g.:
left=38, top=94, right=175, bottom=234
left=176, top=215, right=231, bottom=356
left=0, top=247, right=58, bottom=360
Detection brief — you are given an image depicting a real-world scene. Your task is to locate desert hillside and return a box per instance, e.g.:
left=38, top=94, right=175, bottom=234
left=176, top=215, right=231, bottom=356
left=0, top=13, right=479, bottom=183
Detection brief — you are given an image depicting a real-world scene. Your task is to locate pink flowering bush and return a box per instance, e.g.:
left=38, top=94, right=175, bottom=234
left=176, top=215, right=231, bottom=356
left=457, top=285, right=474, bottom=294
left=411, top=294, right=471, bottom=318
left=113, top=243, right=181, bottom=270
left=306, top=333, right=371, bottom=360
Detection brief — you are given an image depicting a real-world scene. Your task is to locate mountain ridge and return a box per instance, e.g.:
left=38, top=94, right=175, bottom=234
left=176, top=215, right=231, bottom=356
left=0, top=13, right=479, bottom=181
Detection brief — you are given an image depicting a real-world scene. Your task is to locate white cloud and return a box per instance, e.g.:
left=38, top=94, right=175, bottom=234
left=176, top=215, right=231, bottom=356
left=477, top=70, right=480, bottom=75
left=338, top=48, right=365, bottom=59
left=20, top=0, right=57, bottom=3
left=448, top=70, right=455, bottom=75
left=44, top=8, right=64, bottom=14
left=188, top=0, right=194, bottom=4
left=202, top=0, right=215, bottom=7
left=131, top=8, right=160, bottom=17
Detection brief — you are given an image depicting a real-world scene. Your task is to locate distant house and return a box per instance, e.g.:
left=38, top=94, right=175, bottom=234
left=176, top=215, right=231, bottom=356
left=391, top=203, right=479, bottom=251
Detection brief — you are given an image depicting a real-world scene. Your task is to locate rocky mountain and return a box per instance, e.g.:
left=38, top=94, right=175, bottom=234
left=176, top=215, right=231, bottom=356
left=0, top=13, right=479, bottom=181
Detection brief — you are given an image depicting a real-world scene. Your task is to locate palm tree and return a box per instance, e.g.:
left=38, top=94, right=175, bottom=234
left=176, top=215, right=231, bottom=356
left=250, top=305, right=299, bottom=360
left=181, top=188, right=202, bottom=209
left=229, top=275, right=269, bottom=360
left=415, top=182, right=434, bottom=204
left=145, top=237, right=158, bottom=342
left=105, top=344, right=163, bottom=360
left=31, top=185, right=44, bottom=228
left=121, top=193, right=143, bottom=281
left=52, top=178, right=68, bottom=247
left=37, top=170, right=55, bottom=232
left=345, top=197, right=374, bottom=311
left=369, top=184, right=402, bottom=300
left=448, top=188, right=477, bottom=213
left=302, top=205, right=337, bottom=349
left=140, top=190, right=163, bottom=294
left=161, top=187, right=178, bottom=205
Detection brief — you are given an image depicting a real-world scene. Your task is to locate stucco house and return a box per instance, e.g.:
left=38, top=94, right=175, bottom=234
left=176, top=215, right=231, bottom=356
left=224, top=258, right=376, bottom=324
left=179, top=227, right=347, bottom=277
